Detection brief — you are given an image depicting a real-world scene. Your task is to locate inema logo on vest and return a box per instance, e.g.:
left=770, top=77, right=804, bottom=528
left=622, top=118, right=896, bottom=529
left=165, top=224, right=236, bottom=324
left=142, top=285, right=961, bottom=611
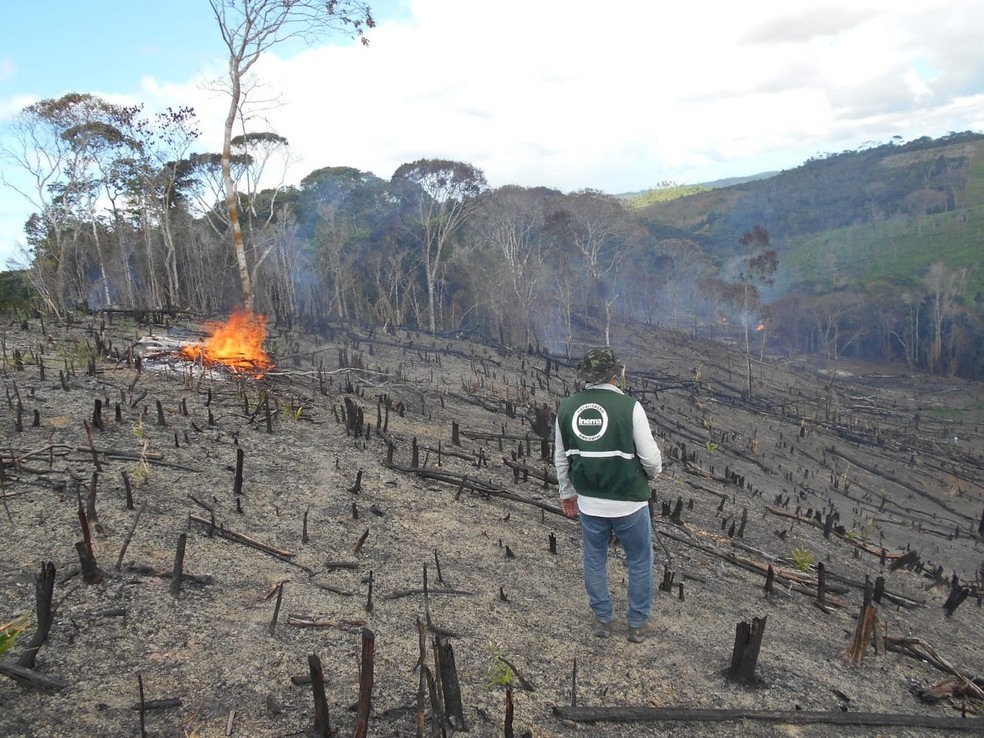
left=571, top=402, right=608, bottom=441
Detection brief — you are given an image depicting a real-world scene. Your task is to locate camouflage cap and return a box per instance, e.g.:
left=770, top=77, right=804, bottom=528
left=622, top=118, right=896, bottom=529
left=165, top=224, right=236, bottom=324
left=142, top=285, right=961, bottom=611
left=576, top=347, right=623, bottom=384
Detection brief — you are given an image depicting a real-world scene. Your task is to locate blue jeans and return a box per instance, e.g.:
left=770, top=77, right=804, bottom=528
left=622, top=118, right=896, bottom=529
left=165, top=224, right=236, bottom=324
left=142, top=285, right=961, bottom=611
left=579, top=506, right=653, bottom=628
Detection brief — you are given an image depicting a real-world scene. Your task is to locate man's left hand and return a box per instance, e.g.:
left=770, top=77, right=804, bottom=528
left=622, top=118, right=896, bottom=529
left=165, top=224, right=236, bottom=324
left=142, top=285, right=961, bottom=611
left=561, top=497, right=579, bottom=519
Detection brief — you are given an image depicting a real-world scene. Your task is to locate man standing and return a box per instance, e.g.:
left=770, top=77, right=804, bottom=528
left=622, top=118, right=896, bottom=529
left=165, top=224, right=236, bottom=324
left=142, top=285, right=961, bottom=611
left=554, top=347, right=663, bottom=642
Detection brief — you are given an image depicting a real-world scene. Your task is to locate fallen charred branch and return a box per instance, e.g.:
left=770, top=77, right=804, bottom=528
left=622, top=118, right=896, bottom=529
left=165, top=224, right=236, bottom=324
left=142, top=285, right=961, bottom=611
left=130, top=698, right=182, bottom=710
left=0, top=662, right=69, bottom=693
left=418, top=443, right=476, bottom=463
left=885, top=636, right=984, bottom=701
left=449, top=391, right=504, bottom=413
left=125, top=563, right=213, bottom=586
left=822, top=569, right=925, bottom=609
left=553, top=705, right=984, bottom=731
left=2, top=443, right=71, bottom=461
left=187, top=513, right=312, bottom=573
left=387, top=463, right=564, bottom=516
left=93, top=447, right=164, bottom=461
left=920, top=676, right=984, bottom=708
left=461, top=428, right=539, bottom=443
left=657, top=526, right=847, bottom=606
left=0, top=444, right=73, bottom=473
left=766, top=506, right=905, bottom=560
left=287, top=615, right=367, bottom=629
left=828, top=445, right=974, bottom=524
left=342, top=328, right=503, bottom=366
left=503, top=456, right=557, bottom=485
left=383, top=587, right=474, bottom=600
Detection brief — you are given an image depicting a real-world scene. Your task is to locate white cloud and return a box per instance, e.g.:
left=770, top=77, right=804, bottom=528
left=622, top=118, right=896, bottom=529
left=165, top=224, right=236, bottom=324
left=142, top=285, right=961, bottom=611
left=232, top=0, right=980, bottom=191
left=0, top=0, right=982, bottom=265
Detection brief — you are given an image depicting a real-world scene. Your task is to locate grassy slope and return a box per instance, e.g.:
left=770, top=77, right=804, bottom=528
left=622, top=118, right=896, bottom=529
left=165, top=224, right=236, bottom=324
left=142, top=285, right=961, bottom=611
left=782, top=147, right=984, bottom=297
left=639, top=136, right=984, bottom=298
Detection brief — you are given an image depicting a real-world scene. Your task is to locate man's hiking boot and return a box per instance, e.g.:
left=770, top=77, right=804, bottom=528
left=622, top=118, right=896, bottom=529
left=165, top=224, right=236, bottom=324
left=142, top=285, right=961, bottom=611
left=627, top=620, right=656, bottom=643
left=592, top=619, right=611, bottom=639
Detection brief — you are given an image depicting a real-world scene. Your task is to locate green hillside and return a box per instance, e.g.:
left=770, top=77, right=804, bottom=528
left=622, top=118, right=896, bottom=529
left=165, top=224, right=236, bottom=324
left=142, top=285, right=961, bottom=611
left=631, top=132, right=984, bottom=378
left=639, top=132, right=984, bottom=297
left=782, top=201, right=984, bottom=299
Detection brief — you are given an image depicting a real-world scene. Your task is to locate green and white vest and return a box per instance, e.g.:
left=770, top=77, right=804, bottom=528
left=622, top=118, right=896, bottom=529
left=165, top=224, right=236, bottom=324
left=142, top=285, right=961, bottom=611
left=556, top=388, right=650, bottom=502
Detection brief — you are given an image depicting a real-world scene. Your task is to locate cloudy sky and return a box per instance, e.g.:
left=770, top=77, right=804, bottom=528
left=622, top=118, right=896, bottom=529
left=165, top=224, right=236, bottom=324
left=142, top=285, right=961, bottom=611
left=1, top=0, right=983, bottom=267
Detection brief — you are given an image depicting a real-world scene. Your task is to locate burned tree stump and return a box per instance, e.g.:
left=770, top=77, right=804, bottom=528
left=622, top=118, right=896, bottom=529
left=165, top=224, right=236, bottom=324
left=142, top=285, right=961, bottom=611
left=815, top=562, right=828, bottom=611
left=122, top=470, right=134, bottom=511
left=75, top=541, right=103, bottom=585
left=728, top=616, right=767, bottom=684
left=348, top=469, right=363, bottom=494
left=436, top=635, right=466, bottom=731
left=344, top=396, right=364, bottom=436
left=17, top=562, right=55, bottom=669
left=353, top=628, right=375, bottom=738
left=169, top=533, right=187, bottom=598
left=670, top=497, right=684, bottom=524
left=842, top=584, right=879, bottom=665
left=873, top=576, right=885, bottom=605
left=504, top=683, right=514, bottom=738
left=308, top=654, right=330, bottom=738
left=233, top=448, right=244, bottom=498
left=943, top=581, right=970, bottom=618
left=269, top=581, right=285, bottom=634
left=658, top=567, right=675, bottom=593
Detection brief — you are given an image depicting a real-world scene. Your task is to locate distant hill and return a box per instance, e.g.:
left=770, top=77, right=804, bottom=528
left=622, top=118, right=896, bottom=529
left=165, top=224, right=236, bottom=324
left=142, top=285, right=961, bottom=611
left=619, top=173, right=779, bottom=208
left=620, top=172, right=779, bottom=210
left=697, top=171, right=781, bottom=189
left=623, top=131, right=984, bottom=379
left=636, top=131, right=984, bottom=298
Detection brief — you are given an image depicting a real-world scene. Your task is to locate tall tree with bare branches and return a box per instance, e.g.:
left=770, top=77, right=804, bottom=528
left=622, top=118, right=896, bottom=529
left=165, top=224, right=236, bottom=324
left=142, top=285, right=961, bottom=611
left=736, top=225, right=778, bottom=396
left=208, top=0, right=374, bottom=313
left=391, top=159, right=488, bottom=333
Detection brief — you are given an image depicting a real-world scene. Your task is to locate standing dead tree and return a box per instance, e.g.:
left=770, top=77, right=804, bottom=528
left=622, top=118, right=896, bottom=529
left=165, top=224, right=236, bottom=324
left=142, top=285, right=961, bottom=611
left=208, top=0, right=374, bottom=313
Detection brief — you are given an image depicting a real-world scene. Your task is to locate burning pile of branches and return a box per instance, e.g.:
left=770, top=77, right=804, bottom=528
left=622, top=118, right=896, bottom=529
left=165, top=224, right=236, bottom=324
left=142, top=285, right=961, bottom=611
left=179, top=310, right=273, bottom=377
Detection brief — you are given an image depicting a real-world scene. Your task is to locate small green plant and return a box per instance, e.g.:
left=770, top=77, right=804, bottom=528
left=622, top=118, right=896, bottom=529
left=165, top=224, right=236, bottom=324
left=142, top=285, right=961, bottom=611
left=877, top=489, right=889, bottom=512
left=484, top=642, right=513, bottom=689
left=281, top=402, right=303, bottom=421
left=0, top=615, right=28, bottom=657
left=702, top=416, right=718, bottom=454
left=791, top=548, right=814, bottom=572
left=58, top=337, right=95, bottom=367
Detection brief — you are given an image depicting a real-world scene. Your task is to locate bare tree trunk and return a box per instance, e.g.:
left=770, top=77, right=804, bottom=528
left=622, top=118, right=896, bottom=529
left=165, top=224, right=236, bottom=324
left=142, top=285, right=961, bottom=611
left=90, top=220, right=113, bottom=308
left=221, top=77, right=253, bottom=313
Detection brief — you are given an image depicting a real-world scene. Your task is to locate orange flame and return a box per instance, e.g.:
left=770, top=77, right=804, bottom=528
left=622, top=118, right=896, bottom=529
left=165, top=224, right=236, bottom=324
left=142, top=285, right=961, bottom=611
left=756, top=323, right=766, bottom=332
left=180, top=310, right=273, bottom=376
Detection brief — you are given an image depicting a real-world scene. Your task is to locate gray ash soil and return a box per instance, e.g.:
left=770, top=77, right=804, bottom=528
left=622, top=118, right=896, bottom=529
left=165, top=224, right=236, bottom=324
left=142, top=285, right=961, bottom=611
left=1, top=313, right=982, bottom=738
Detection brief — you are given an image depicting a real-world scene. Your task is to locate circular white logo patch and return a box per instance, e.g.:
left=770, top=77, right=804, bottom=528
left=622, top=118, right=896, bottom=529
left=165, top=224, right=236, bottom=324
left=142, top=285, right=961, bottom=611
left=572, top=402, right=608, bottom=441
